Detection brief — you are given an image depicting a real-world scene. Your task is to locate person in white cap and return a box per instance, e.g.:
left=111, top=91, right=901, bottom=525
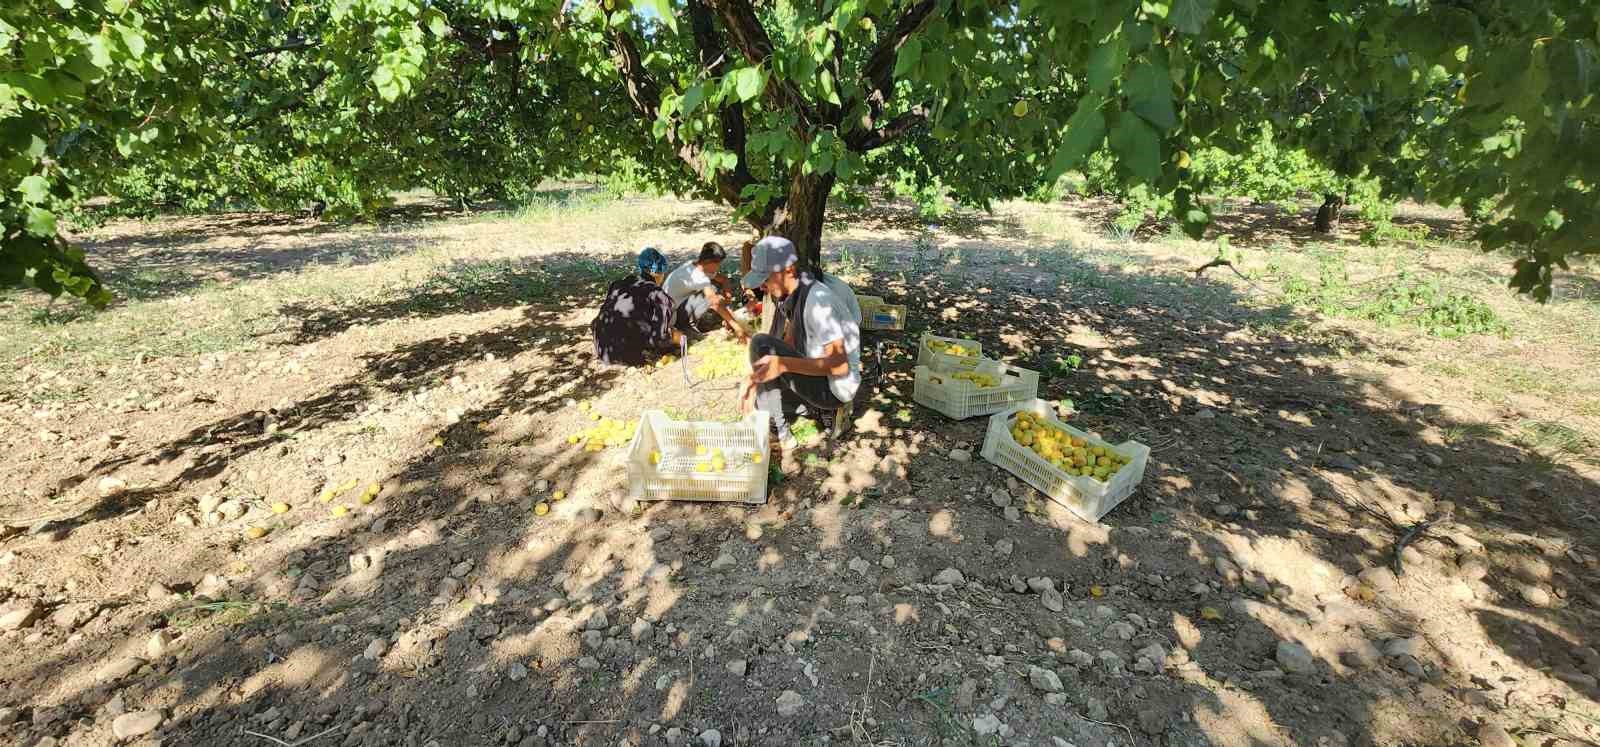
left=740, top=236, right=861, bottom=447
left=738, top=237, right=861, bottom=334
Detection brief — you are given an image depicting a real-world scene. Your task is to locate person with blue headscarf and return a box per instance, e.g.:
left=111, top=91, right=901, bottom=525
left=591, top=247, right=682, bottom=366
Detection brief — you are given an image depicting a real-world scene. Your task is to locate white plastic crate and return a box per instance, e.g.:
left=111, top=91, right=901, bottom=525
left=917, top=333, right=982, bottom=372
left=979, top=399, right=1150, bottom=522
left=627, top=410, right=770, bottom=504
left=913, top=361, right=1040, bottom=420
left=858, top=295, right=907, bottom=331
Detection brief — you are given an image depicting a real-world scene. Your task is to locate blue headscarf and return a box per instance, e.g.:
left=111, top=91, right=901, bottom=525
left=636, top=246, right=668, bottom=278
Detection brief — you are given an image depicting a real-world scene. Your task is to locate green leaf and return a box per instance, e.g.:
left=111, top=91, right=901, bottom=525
left=18, top=174, right=49, bottom=203
left=820, top=68, right=840, bottom=106
left=680, top=83, right=705, bottom=116
left=633, top=0, right=676, bottom=32
left=1126, top=61, right=1177, bottom=130
left=116, top=25, right=146, bottom=58
left=372, top=66, right=401, bottom=101
left=1087, top=39, right=1125, bottom=95
left=424, top=8, right=450, bottom=38
left=87, top=35, right=113, bottom=69
left=105, top=0, right=128, bottom=13
left=1046, top=95, right=1107, bottom=180
left=1167, top=0, right=1216, bottom=35
left=1110, top=114, right=1162, bottom=183
left=25, top=207, right=56, bottom=237
left=894, top=38, right=922, bottom=78
left=735, top=67, right=764, bottom=102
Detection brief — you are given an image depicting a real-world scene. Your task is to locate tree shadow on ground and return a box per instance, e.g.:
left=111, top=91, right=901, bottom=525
left=2, top=231, right=1597, bottom=747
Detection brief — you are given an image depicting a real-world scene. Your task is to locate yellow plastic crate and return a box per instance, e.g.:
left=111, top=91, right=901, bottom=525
left=858, top=295, right=907, bottom=331
left=627, top=411, right=770, bottom=504
left=979, top=399, right=1149, bottom=522
left=916, top=332, right=982, bottom=372
left=913, top=361, right=1040, bottom=420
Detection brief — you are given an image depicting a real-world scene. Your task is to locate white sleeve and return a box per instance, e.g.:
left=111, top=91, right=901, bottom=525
left=690, top=266, right=713, bottom=288
left=804, top=287, right=847, bottom=350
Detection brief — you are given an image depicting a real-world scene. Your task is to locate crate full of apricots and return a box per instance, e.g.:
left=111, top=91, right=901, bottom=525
left=980, top=399, right=1149, bottom=522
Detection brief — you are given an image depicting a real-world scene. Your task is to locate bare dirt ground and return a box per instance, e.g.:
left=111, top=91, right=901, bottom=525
left=1, top=189, right=1598, bottom=747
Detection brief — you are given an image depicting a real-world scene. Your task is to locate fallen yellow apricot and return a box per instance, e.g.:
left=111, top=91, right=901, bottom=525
left=270, top=502, right=290, bottom=514
left=331, top=506, right=348, bottom=517
left=534, top=502, right=550, bottom=516
left=247, top=526, right=269, bottom=539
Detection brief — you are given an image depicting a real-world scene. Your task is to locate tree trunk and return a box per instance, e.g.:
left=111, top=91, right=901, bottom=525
left=1313, top=192, right=1344, bottom=233
left=773, top=172, right=835, bottom=269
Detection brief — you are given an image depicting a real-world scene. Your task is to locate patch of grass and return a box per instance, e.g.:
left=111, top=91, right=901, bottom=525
left=1442, top=422, right=1500, bottom=445
left=506, top=187, right=616, bottom=223
left=1269, top=254, right=1508, bottom=339
left=418, top=258, right=553, bottom=302
left=1515, top=420, right=1591, bottom=459
left=790, top=417, right=821, bottom=445
left=167, top=599, right=290, bottom=630
left=915, top=686, right=962, bottom=739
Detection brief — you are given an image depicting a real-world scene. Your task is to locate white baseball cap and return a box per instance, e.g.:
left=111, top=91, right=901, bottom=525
left=741, top=236, right=799, bottom=290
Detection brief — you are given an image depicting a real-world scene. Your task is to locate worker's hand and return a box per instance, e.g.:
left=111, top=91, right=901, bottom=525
left=750, top=354, right=782, bottom=384
left=739, top=380, right=756, bottom=413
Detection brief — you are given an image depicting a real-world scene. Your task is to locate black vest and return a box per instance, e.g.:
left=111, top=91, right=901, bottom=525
left=776, top=270, right=826, bottom=352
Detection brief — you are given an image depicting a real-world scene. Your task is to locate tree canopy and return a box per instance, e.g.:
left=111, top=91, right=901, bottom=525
left=3, top=0, right=1594, bottom=305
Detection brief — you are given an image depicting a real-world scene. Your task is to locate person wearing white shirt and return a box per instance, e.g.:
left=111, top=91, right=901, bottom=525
left=663, top=242, right=748, bottom=341
left=740, top=237, right=861, bottom=448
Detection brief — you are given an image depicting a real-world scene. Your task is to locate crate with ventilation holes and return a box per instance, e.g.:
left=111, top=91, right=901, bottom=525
left=913, top=360, right=1040, bottom=420
left=857, top=295, right=907, bottom=332
left=916, top=332, right=982, bottom=372
left=626, top=410, right=770, bottom=504
left=979, top=399, right=1149, bottom=522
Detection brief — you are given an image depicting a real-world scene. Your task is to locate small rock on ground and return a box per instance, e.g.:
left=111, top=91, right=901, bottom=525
left=932, top=568, right=965, bottom=585
left=1476, top=723, right=1516, bottom=747
left=775, top=690, right=805, bottom=717
left=111, top=710, right=163, bottom=740
left=1276, top=641, right=1317, bottom=675
left=1028, top=665, right=1063, bottom=693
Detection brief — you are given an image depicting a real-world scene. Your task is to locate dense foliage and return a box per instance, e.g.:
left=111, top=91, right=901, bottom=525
left=3, top=0, right=1594, bottom=305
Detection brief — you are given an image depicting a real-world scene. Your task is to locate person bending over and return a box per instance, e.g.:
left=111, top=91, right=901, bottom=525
left=740, top=237, right=860, bottom=448
left=663, top=242, right=749, bottom=341
left=591, top=248, right=682, bottom=366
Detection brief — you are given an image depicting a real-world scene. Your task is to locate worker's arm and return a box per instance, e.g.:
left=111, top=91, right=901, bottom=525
left=751, top=338, right=849, bottom=382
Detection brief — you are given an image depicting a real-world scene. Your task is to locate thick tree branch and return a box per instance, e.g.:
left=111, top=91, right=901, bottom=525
left=849, top=0, right=937, bottom=148
left=686, top=0, right=768, bottom=225
left=241, top=39, right=319, bottom=59
left=608, top=18, right=772, bottom=229
left=704, top=0, right=822, bottom=129
left=860, top=0, right=937, bottom=108
left=844, top=103, right=929, bottom=152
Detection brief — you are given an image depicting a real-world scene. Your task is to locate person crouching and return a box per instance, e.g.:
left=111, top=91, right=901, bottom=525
left=591, top=248, right=682, bottom=366
left=740, top=237, right=861, bottom=449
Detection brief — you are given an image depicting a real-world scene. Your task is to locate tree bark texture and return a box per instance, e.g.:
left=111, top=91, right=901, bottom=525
left=1314, top=192, right=1344, bottom=233
left=773, top=172, right=836, bottom=269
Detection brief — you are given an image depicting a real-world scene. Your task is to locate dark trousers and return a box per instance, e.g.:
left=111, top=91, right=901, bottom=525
left=748, top=333, right=843, bottom=435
